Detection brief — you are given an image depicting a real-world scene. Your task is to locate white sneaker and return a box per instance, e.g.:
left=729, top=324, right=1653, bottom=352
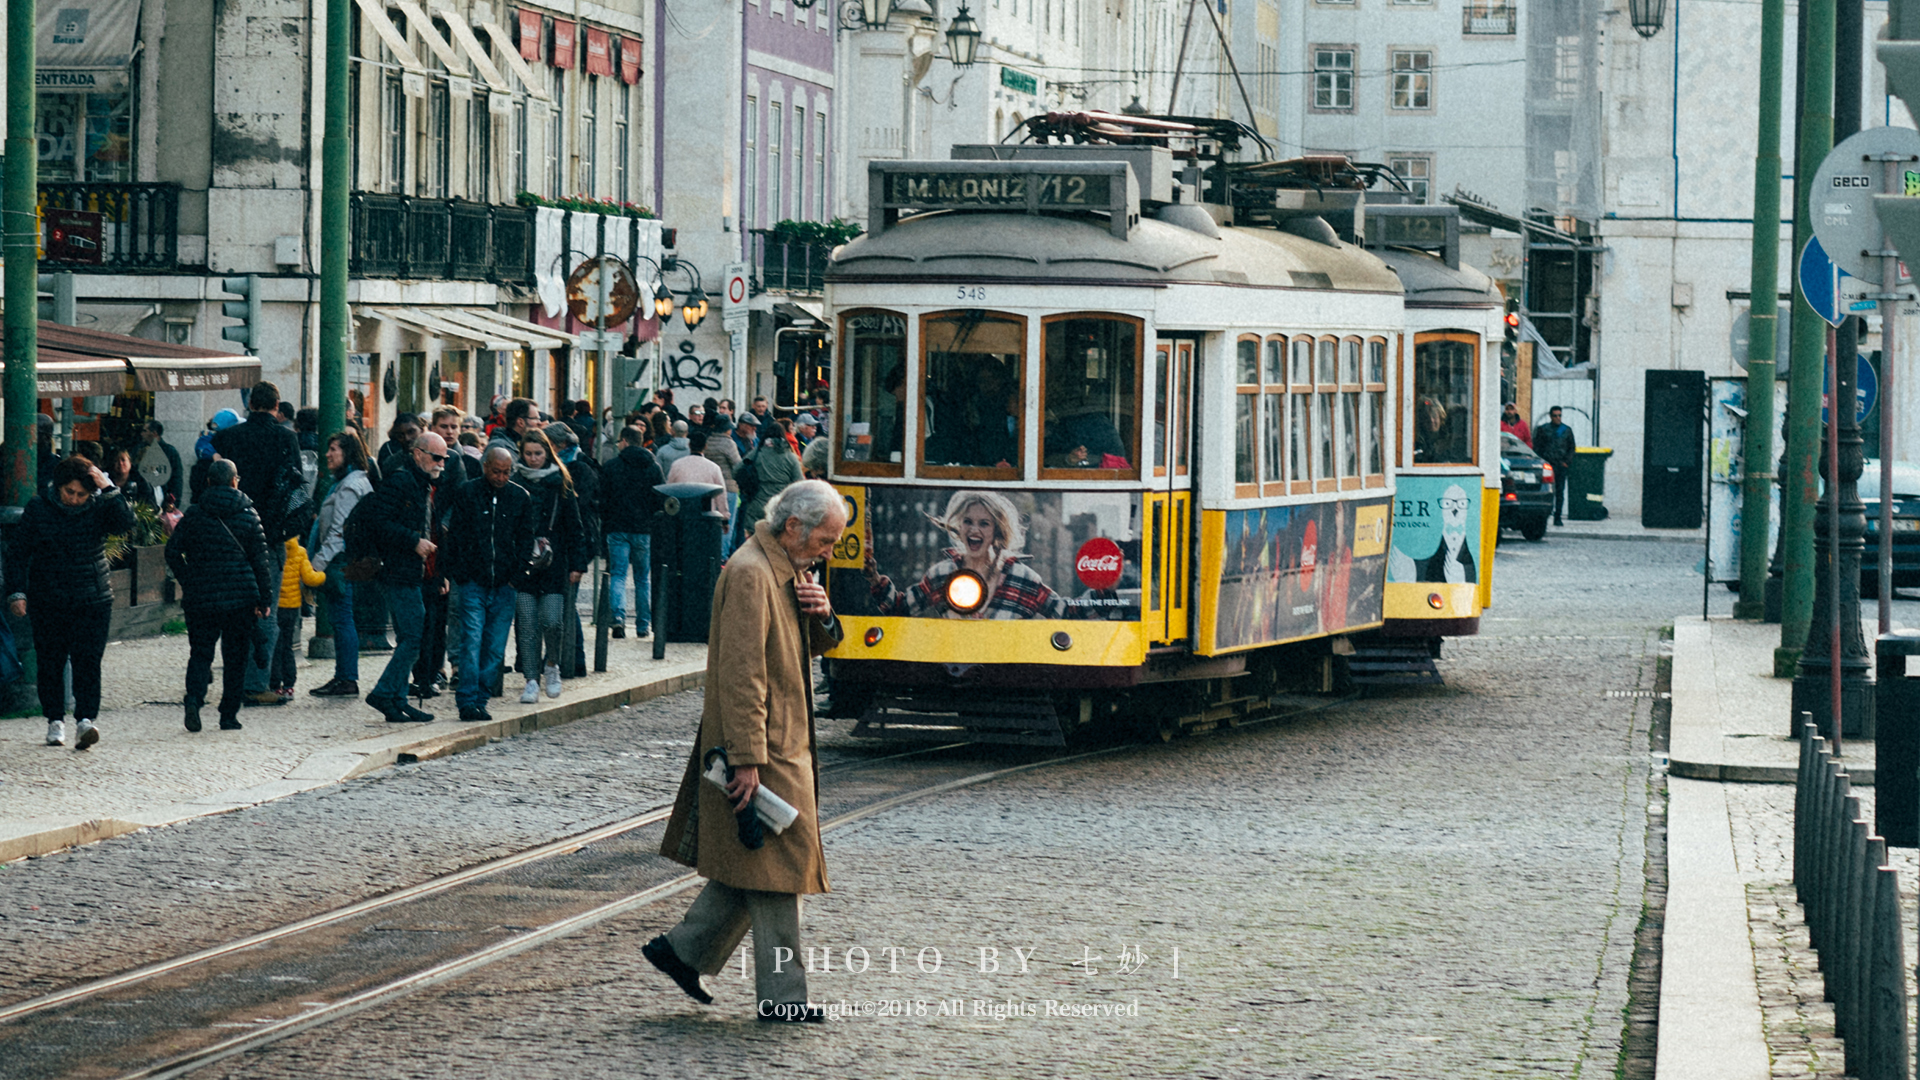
left=520, top=680, right=540, bottom=704
left=45, top=720, right=63, bottom=746
left=543, top=664, right=562, bottom=699
left=73, top=719, right=98, bottom=751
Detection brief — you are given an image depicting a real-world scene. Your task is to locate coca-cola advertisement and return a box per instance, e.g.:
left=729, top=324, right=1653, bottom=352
left=828, top=486, right=1141, bottom=622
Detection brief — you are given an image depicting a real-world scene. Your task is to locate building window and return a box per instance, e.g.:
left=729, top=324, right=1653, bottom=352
left=613, top=82, right=631, bottom=204
left=510, top=99, right=527, bottom=195
left=1388, top=154, right=1432, bottom=202
left=36, top=89, right=135, bottom=184
left=1390, top=50, right=1432, bottom=110
left=769, top=102, right=783, bottom=222
left=468, top=93, right=491, bottom=201
left=422, top=80, right=451, bottom=197
left=815, top=112, right=828, bottom=220
left=581, top=77, right=598, bottom=196
left=1312, top=48, right=1354, bottom=111
left=792, top=104, right=806, bottom=220
left=546, top=71, right=565, bottom=196
left=1257, top=43, right=1277, bottom=117
left=1463, top=1, right=1517, bottom=34
left=745, top=95, right=758, bottom=230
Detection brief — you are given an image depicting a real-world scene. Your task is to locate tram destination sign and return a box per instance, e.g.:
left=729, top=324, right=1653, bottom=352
left=869, top=159, right=1139, bottom=240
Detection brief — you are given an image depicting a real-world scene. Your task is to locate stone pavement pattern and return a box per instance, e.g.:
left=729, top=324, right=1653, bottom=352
left=0, top=629, right=705, bottom=861
left=186, top=536, right=1671, bottom=1078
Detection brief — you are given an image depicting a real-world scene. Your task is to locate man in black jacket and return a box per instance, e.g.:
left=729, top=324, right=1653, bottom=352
left=1533, top=406, right=1578, bottom=527
left=549, top=422, right=601, bottom=675
left=211, top=381, right=305, bottom=707
left=415, top=405, right=478, bottom=696
left=600, top=425, right=665, bottom=639
left=363, top=432, right=448, bottom=723
left=444, top=447, right=535, bottom=721
left=165, top=460, right=274, bottom=732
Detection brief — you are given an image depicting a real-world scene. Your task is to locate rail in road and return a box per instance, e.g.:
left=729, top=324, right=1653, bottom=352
left=0, top=695, right=1353, bottom=1080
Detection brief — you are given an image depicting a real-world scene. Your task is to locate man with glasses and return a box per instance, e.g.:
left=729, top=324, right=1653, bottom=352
left=361, top=432, right=449, bottom=723
left=1416, top=483, right=1478, bottom=585
left=1534, top=406, right=1577, bottom=527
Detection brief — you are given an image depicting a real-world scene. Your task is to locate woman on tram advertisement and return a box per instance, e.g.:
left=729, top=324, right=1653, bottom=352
left=864, top=490, right=1068, bottom=620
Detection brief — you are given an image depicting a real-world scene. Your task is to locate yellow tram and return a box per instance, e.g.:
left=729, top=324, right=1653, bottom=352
left=818, top=116, right=1487, bottom=742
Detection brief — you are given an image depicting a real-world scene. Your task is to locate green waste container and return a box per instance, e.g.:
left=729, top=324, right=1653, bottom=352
left=1568, top=446, right=1613, bottom=521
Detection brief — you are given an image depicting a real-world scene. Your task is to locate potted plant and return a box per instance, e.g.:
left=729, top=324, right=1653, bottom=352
left=104, top=502, right=171, bottom=607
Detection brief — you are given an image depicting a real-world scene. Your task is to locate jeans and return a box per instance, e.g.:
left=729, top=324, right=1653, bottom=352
left=514, top=591, right=566, bottom=678
left=327, top=573, right=358, bottom=682
left=187, top=606, right=255, bottom=721
left=1550, top=469, right=1570, bottom=522
left=243, top=544, right=286, bottom=693
left=607, top=531, right=652, bottom=633
left=722, top=492, right=739, bottom=558
left=32, top=599, right=110, bottom=722
left=271, top=606, right=302, bottom=689
left=414, top=584, right=450, bottom=688
left=457, top=584, right=515, bottom=710
left=370, top=583, right=425, bottom=705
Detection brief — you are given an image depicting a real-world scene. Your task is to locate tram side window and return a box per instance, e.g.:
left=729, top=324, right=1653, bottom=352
left=921, top=310, right=1025, bottom=474
left=1262, top=339, right=1285, bottom=490
left=1043, top=315, right=1139, bottom=475
left=838, top=309, right=908, bottom=470
left=1289, top=339, right=1312, bottom=491
left=1412, top=336, right=1476, bottom=465
left=1365, top=338, right=1388, bottom=478
left=1234, top=338, right=1258, bottom=487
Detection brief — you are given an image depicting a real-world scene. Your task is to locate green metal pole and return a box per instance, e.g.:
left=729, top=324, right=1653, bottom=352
left=1778, top=0, right=1835, bottom=674
left=1737, top=0, right=1787, bottom=619
left=4, top=0, right=38, bottom=507
left=319, top=0, right=349, bottom=442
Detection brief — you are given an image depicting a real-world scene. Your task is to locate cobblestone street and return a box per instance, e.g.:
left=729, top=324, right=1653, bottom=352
left=0, top=534, right=1664, bottom=1079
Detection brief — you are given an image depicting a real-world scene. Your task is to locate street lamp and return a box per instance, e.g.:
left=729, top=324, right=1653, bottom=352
left=682, top=283, right=710, bottom=330
left=861, top=0, right=893, bottom=28
left=945, top=3, right=980, bottom=66
left=1627, top=0, right=1666, bottom=38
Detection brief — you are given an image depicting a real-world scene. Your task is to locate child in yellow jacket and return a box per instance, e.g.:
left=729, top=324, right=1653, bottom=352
left=271, top=537, right=328, bottom=698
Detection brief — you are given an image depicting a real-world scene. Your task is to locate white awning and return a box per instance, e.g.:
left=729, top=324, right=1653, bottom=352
left=366, top=306, right=577, bottom=352
left=480, top=19, right=551, bottom=101
left=36, top=0, right=141, bottom=93
left=390, top=0, right=468, bottom=76
left=434, top=8, right=510, bottom=94
left=354, top=0, right=427, bottom=74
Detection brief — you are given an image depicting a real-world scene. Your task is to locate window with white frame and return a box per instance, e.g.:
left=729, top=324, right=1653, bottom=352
left=422, top=79, right=450, bottom=197
left=613, top=82, right=630, bottom=204
left=510, top=99, right=527, bottom=196
left=815, top=111, right=827, bottom=220
left=1388, top=154, right=1432, bottom=202
left=792, top=104, right=805, bottom=220
left=546, top=70, right=565, bottom=195
left=468, top=91, right=491, bottom=201
left=745, top=95, right=758, bottom=229
left=1390, top=50, right=1432, bottom=110
left=1257, top=43, right=1277, bottom=117
left=1312, top=47, right=1354, bottom=111
left=769, top=101, right=783, bottom=222
left=381, top=13, right=408, bottom=192
left=581, top=76, right=598, bottom=196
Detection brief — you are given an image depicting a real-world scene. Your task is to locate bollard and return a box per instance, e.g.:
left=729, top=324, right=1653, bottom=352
left=1873, top=632, right=1920, bottom=847
left=1867, top=864, right=1907, bottom=1080
left=1796, top=720, right=1815, bottom=896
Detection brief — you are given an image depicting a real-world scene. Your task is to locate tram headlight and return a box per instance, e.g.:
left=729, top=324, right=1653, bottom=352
left=864, top=626, right=885, bottom=647
left=945, top=570, right=987, bottom=613
left=1427, top=592, right=1445, bottom=610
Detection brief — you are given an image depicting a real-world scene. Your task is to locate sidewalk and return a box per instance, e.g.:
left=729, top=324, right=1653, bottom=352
left=0, top=630, right=707, bottom=864
left=1550, top=513, right=1705, bottom=545
left=1661, top=615, right=1905, bottom=1080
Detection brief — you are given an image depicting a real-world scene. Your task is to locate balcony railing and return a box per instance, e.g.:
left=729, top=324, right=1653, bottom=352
left=1462, top=3, right=1517, bottom=34
left=38, top=182, right=181, bottom=272
left=350, top=193, right=534, bottom=284
left=751, top=232, right=832, bottom=295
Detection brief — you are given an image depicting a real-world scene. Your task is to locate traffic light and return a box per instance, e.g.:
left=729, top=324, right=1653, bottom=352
left=220, top=275, right=261, bottom=353
left=1504, top=307, right=1521, bottom=349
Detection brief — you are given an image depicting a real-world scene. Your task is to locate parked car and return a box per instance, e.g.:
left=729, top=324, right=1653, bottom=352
left=1498, top=432, right=1553, bottom=542
left=1857, top=459, right=1920, bottom=597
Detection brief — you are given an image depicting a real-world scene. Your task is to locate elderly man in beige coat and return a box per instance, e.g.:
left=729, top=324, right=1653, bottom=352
left=648, top=479, right=847, bottom=1023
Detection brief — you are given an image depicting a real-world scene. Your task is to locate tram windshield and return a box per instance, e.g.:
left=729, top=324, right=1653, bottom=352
left=1042, top=314, right=1139, bottom=476
left=1412, top=335, right=1476, bottom=465
left=837, top=310, right=908, bottom=470
left=921, top=310, right=1024, bottom=475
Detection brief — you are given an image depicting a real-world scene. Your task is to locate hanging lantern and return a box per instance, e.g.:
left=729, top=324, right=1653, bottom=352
left=652, top=275, right=673, bottom=320
left=1628, top=0, right=1666, bottom=38
left=862, top=0, right=893, bottom=28
left=682, top=285, right=710, bottom=330
left=946, top=4, right=981, bottom=66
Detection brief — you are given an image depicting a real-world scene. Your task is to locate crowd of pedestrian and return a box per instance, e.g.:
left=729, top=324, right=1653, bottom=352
left=18, top=382, right=838, bottom=748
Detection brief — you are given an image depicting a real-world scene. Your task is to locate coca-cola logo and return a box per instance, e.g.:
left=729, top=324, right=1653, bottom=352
left=1075, top=537, right=1124, bottom=590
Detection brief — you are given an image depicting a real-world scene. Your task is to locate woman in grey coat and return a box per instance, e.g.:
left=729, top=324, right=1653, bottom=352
left=306, top=431, right=375, bottom=697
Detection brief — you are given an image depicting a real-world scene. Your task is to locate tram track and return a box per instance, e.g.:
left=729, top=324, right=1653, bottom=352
left=1, top=694, right=1357, bottom=1080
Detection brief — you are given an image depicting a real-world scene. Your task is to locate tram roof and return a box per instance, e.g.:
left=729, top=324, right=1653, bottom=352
left=827, top=210, right=1404, bottom=294
left=1370, top=246, right=1502, bottom=307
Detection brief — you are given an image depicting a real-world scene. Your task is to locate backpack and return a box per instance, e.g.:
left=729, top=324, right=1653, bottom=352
left=734, top=450, right=761, bottom=503
left=339, top=488, right=384, bottom=581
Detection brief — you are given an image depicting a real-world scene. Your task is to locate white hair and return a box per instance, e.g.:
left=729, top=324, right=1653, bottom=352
left=764, top=479, right=845, bottom=533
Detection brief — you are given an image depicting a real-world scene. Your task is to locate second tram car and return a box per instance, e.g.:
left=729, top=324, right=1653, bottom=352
left=820, top=116, right=1442, bottom=744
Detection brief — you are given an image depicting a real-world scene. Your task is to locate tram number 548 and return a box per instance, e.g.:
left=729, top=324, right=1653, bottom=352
left=955, top=286, right=988, bottom=302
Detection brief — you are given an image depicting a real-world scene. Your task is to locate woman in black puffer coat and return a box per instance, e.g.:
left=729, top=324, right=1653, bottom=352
left=4, top=454, right=135, bottom=750
left=511, top=430, right=586, bottom=704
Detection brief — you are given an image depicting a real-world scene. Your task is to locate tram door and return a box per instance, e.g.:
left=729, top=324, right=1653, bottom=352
left=1146, top=340, right=1195, bottom=645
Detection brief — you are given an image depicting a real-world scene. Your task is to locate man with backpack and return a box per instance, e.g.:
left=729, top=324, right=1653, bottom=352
left=600, top=426, right=665, bottom=639
left=165, top=459, right=275, bottom=732
left=212, top=382, right=308, bottom=709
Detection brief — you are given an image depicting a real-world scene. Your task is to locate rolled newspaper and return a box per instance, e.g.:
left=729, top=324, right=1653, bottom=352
left=703, top=754, right=801, bottom=834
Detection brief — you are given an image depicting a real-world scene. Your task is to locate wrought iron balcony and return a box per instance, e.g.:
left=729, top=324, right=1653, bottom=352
left=1462, top=2, right=1517, bottom=34
left=350, top=193, right=534, bottom=284
left=37, top=182, right=181, bottom=272
left=751, top=231, right=832, bottom=296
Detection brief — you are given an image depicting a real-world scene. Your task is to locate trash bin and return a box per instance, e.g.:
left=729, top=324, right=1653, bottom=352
left=651, top=482, right=727, bottom=644
left=1876, top=631, right=1920, bottom=848
left=1568, top=446, right=1613, bottom=521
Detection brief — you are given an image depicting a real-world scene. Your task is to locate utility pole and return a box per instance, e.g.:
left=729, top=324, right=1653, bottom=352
left=318, top=0, right=350, bottom=442
left=3, top=0, right=37, bottom=507
left=1778, top=0, right=1836, bottom=676
left=1737, top=0, right=1787, bottom=617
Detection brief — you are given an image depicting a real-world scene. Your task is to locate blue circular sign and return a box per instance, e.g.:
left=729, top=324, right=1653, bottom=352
left=1822, top=353, right=1878, bottom=424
